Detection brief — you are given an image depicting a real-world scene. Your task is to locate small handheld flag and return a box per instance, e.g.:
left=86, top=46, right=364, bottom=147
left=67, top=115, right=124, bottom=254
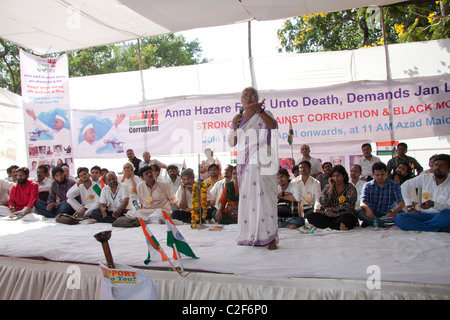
left=139, top=218, right=167, bottom=264
left=230, top=151, right=237, bottom=164
left=92, top=174, right=105, bottom=197
left=92, top=184, right=102, bottom=197
left=162, top=211, right=198, bottom=260
left=287, top=119, right=294, bottom=145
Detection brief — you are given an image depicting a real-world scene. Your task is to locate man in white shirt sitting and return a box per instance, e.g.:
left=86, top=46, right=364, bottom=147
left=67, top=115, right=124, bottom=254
left=139, top=151, right=167, bottom=171
left=297, top=145, right=322, bottom=178
left=67, top=167, right=100, bottom=218
left=292, top=160, right=322, bottom=217
left=349, top=164, right=366, bottom=210
left=120, top=161, right=142, bottom=210
left=395, top=154, right=450, bottom=232
left=356, top=143, right=381, bottom=181
left=90, top=166, right=102, bottom=185
left=34, top=165, right=53, bottom=202
left=127, top=165, right=177, bottom=224
left=0, top=179, right=14, bottom=207
left=165, top=164, right=182, bottom=194
left=90, top=172, right=130, bottom=223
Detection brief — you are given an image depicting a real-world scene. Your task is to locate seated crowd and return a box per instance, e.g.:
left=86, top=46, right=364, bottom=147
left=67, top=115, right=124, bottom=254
left=1, top=145, right=449, bottom=233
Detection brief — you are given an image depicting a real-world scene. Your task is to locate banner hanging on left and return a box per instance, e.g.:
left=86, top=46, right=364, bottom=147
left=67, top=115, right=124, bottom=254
left=20, top=50, right=73, bottom=177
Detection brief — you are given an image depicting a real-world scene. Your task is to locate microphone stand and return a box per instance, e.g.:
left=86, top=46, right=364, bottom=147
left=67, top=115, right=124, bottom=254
left=94, top=230, right=115, bottom=269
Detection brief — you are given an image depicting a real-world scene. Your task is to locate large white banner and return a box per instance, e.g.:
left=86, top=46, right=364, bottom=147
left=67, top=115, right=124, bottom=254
left=20, top=51, right=73, bottom=177
left=71, top=75, right=450, bottom=158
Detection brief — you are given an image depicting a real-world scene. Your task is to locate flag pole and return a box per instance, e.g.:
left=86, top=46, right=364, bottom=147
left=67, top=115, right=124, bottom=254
left=198, top=153, right=201, bottom=181
left=291, top=143, right=294, bottom=169
left=157, top=242, right=187, bottom=276
left=288, top=119, right=295, bottom=168
left=173, top=243, right=184, bottom=273
left=159, top=247, right=177, bottom=272
left=72, top=187, right=95, bottom=218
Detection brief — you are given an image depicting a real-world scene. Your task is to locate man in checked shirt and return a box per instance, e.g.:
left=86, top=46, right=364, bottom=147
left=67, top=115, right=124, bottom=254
left=357, top=162, right=405, bottom=228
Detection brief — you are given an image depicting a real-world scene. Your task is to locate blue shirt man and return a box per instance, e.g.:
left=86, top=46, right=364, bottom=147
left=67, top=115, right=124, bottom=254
left=358, top=162, right=405, bottom=227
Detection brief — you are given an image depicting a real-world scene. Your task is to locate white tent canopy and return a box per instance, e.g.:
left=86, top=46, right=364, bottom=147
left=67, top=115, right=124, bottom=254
left=0, top=0, right=407, bottom=54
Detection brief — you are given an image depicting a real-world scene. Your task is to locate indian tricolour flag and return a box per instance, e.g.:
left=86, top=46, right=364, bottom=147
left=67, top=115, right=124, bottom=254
left=376, top=141, right=399, bottom=156
left=230, top=150, right=237, bottom=164
left=92, top=174, right=106, bottom=197
left=162, top=211, right=198, bottom=260
left=287, top=119, right=294, bottom=145
left=139, top=218, right=167, bottom=264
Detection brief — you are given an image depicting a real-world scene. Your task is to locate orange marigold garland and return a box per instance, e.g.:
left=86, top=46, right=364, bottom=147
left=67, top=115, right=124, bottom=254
left=191, top=182, right=208, bottom=229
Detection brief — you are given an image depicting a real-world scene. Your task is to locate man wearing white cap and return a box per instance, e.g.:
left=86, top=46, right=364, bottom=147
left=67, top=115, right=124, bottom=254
left=25, top=109, right=71, bottom=146
left=78, top=113, right=126, bottom=155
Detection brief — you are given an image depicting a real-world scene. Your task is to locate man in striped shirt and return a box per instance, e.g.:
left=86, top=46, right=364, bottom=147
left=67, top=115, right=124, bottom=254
left=357, top=162, right=405, bottom=227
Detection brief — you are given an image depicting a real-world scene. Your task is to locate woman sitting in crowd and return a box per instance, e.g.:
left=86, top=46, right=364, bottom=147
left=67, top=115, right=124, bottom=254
left=307, top=165, right=358, bottom=231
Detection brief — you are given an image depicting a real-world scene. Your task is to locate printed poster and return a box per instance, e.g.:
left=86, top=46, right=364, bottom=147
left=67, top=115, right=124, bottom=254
left=20, top=50, right=73, bottom=177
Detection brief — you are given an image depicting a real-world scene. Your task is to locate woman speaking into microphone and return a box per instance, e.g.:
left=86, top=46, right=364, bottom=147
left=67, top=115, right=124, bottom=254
left=228, top=87, right=279, bottom=250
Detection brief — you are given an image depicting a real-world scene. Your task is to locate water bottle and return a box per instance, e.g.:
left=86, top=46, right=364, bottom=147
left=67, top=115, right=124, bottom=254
left=373, top=216, right=379, bottom=230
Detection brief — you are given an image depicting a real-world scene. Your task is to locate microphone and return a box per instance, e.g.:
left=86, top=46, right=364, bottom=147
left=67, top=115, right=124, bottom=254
left=237, top=106, right=244, bottom=127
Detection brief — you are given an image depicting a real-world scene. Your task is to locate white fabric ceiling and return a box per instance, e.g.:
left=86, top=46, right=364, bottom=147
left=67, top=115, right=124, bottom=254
left=0, top=0, right=406, bottom=54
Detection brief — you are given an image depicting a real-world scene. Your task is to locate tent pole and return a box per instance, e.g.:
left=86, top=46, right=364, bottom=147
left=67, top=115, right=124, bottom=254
left=248, top=21, right=256, bottom=88
left=380, top=6, right=391, bottom=82
left=380, top=6, right=396, bottom=156
left=137, top=38, right=146, bottom=102
left=137, top=38, right=149, bottom=151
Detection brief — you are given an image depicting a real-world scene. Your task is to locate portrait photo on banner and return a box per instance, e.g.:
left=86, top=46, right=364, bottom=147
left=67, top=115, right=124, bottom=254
left=74, top=113, right=126, bottom=157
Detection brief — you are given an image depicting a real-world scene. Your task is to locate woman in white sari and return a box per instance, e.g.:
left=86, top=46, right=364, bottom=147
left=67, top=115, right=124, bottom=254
left=229, top=87, right=279, bottom=250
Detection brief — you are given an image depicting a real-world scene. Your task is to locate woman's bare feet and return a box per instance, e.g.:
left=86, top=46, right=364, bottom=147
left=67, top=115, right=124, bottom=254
left=268, top=239, right=278, bottom=250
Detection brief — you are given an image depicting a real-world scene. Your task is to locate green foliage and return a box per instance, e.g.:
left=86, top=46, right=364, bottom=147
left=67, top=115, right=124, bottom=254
left=0, top=34, right=209, bottom=94
left=67, top=45, right=118, bottom=77
left=68, top=34, right=208, bottom=77
left=0, top=39, right=21, bottom=94
left=112, top=34, right=208, bottom=72
left=277, top=1, right=450, bottom=53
